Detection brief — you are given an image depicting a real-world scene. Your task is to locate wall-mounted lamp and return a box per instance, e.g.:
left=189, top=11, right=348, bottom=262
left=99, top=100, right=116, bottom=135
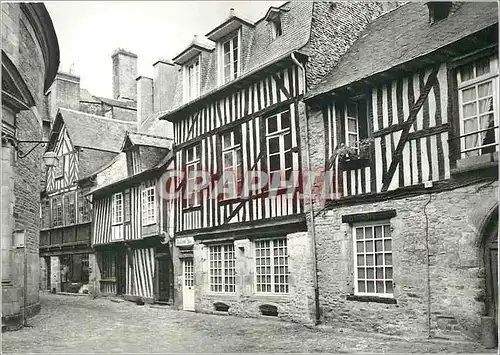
left=17, top=140, right=58, bottom=168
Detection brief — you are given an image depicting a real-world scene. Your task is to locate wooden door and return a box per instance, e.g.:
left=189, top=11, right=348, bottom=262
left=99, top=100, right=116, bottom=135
left=156, top=256, right=171, bottom=303
left=116, top=250, right=126, bottom=295
left=485, top=224, right=498, bottom=344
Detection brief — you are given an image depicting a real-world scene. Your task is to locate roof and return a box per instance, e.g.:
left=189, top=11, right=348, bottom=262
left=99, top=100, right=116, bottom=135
left=94, top=96, right=137, bottom=110
left=57, top=107, right=137, bottom=152
left=78, top=149, right=117, bottom=179
left=306, top=2, right=499, bottom=99
left=160, top=1, right=312, bottom=121
left=172, top=36, right=215, bottom=65
left=124, top=132, right=173, bottom=150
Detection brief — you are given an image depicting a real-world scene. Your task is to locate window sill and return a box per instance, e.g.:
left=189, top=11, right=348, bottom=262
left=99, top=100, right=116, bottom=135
left=253, top=293, right=289, bottom=301
left=142, top=221, right=156, bottom=227
left=346, top=294, right=396, bottom=304
left=183, top=205, right=202, bottom=212
left=451, top=152, right=498, bottom=175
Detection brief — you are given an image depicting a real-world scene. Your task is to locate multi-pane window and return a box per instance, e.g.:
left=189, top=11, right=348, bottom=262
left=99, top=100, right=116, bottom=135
left=255, top=238, right=288, bottom=293
left=52, top=196, right=63, bottom=227
left=112, top=193, right=123, bottom=225
left=101, top=251, right=116, bottom=279
left=187, top=57, right=200, bottom=101
left=271, top=19, right=282, bottom=39
left=209, top=244, right=236, bottom=293
left=41, top=199, right=50, bottom=229
left=345, top=102, right=359, bottom=149
left=184, top=259, right=194, bottom=287
left=266, top=109, right=293, bottom=188
left=457, top=55, right=498, bottom=158
left=77, top=192, right=91, bottom=223
left=64, top=193, right=76, bottom=225
left=185, top=145, right=201, bottom=208
left=141, top=186, right=156, bottom=225
left=222, top=34, right=239, bottom=83
left=353, top=222, right=393, bottom=297
left=221, top=129, right=242, bottom=199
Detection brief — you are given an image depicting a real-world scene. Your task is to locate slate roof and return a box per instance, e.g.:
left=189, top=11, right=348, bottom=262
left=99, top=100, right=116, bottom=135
left=306, top=2, right=499, bottom=99
left=58, top=108, right=137, bottom=152
left=125, top=132, right=173, bottom=149
left=94, top=96, right=137, bottom=110
left=78, top=149, right=117, bottom=179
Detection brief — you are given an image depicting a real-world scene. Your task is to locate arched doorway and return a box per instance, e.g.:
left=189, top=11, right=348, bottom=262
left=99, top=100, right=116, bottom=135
left=483, top=211, right=498, bottom=347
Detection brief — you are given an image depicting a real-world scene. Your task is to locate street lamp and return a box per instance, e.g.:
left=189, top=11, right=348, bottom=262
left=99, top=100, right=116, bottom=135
left=17, top=140, right=59, bottom=167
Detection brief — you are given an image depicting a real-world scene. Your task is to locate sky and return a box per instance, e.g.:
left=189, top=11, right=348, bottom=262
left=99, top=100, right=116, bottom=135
left=44, top=1, right=285, bottom=98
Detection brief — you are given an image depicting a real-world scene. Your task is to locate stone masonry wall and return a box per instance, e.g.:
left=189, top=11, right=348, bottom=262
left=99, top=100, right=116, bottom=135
left=305, top=2, right=399, bottom=90
left=313, top=180, right=498, bottom=340
left=190, top=232, right=316, bottom=323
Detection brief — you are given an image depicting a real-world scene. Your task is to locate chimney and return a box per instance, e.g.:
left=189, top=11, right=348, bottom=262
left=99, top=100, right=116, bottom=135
left=112, top=48, right=138, bottom=101
left=152, top=58, right=176, bottom=113
left=229, top=8, right=235, bottom=17
left=49, top=71, right=81, bottom=119
left=426, top=1, right=453, bottom=24
left=136, top=76, right=153, bottom=129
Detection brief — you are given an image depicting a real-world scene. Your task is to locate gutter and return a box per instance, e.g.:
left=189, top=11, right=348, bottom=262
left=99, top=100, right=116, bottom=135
left=291, top=53, right=321, bottom=325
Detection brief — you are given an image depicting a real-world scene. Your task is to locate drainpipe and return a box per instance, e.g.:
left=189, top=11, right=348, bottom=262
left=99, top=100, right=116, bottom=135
left=291, top=53, right=321, bottom=324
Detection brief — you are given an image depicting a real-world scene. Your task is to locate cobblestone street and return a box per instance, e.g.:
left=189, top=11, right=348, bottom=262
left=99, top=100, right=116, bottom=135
left=2, top=293, right=494, bottom=353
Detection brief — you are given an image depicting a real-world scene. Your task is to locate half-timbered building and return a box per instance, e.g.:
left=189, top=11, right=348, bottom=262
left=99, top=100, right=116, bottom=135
left=158, top=2, right=397, bottom=321
left=40, top=108, right=136, bottom=293
left=303, top=2, right=498, bottom=343
left=87, top=131, right=174, bottom=303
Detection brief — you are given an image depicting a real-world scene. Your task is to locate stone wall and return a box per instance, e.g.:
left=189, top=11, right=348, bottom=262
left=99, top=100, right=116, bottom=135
left=183, top=232, right=316, bottom=323
left=312, top=180, right=498, bottom=340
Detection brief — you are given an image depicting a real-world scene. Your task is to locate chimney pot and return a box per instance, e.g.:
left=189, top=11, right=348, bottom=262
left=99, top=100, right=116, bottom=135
left=229, top=8, right=235, bottom=17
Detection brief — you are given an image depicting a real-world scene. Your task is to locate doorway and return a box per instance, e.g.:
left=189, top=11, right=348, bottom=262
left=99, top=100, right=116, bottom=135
left=182, top=259, right=195, bottom=311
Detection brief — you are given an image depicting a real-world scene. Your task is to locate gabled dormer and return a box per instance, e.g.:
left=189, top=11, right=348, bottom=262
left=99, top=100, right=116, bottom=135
left=264, top=6, right=287, bottom=40
left=205, top=8, right=255, bottom=86
left=173, top=36, right=215, bottom=104
left=122, top=131, right=173, bottom=177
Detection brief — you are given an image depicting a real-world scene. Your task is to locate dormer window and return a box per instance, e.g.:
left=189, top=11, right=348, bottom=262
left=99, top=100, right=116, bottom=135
left=271, top=18, right=282, bottom=39
left=265, top=6, right=286, bottom=40
left=222, top=33, right=239, bottom=84
left=183, top=55, right=201, bottom=102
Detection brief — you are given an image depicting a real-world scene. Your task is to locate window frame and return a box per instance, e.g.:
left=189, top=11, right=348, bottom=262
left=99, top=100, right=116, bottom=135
left=345, top=102, right=360, bottom=150
left=254, top=237, right=289, bottom=294
left=184, top=54, right=201, bottom=103
left=52, top=196, right=63, bottom=228
left=208, top=243, right=236, bottom=293
left=184, top=144, right=201, bottom=209
left=141, top=186, right=156, bottom=226
left=352, top=220, right=394, bottom=298
left=111, top=192, right=124, bottom=225
left=220, top=127, right=243, bottom=200
left=219, top=30, right=240, bottom=85
left=270, top=18, right=282, bottom=39
left=265, top=108, right=293, bottom=190
left=456, top=55, right=499, bottom=159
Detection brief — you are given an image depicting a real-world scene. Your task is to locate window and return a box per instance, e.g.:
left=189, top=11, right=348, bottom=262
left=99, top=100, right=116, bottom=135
left=209, top=244, right=235, bottom=293
left=64, top=193, right=76, bottom=225
left=185, top=145, right=201, bottom=208
left=101, top=251, right=116, bottom=279
left=77, top=192, right=91, bottom=223
left=52, top=196, right=63, bottom=227
left=41, top=199, right=51, bottom=229
left=255, top=238, right=288, bottom=293
left=353, top=222, right=393, bottom=297
left=141, top=186, right=156, bottom=225
left=271, top=18, right=282, bottom=39
left=222, top=33, right=239, bottom=83
left=266, top=109, right=293, bottom=188
left=53, top=154, right=64, bottom=179
left=457, top=55, right=498, bottom=158
left=186, top=57, right=200, bottom=101
left=345, top=102, right=360, bottom=149
left=112, top=193, right=123, bottom=225
left=221, top=128, right=243, bottom=199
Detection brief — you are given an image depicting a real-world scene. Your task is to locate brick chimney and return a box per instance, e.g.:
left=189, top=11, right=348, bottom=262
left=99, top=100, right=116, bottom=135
left=48, top=71, right=81, bottom=120
left=136, top=76, right=153, bottom=129
left=112, top=48, right=138, bottom=101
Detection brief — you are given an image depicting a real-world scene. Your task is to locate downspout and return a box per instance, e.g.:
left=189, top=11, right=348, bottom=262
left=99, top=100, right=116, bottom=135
left=291, top=53, right=321, bottom=325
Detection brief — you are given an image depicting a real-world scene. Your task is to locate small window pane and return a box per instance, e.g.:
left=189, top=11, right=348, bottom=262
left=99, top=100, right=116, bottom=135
left=375, top=240, right=383, bottom=252
left=366, top=281, right=375, bottom=293
left=365, top=241, right=373, bottom=253
left=385, top=267, right=393, bottom=279
left=479, top=98, right=493, bottom=114
left=385, top=281, right=394, bottom=294
left=460, top=65, right=474, bottom=82
left=376, top=254, right=384, bottom=266
left=478, top=81, right=493, bottom=98
left=358, top=268, right=365, bottom=279
left=357, top=255, right=364, bottom=266
left=376, top=281, right=384, bottom=293
left=268, top=115, right=278, bottom=133
left=366, top=254, right=374, bottom=266
left=269, top=137, right=280, bottom=154
left=376, top=267, right=383, bottom=279
left=365, top=227, right=373, bottom=239
left=476, top=58, right=490, bottom=77
left=281, top=110, right=291, bottom=129
left=385, top=253, right=393, bottom=265
left=462, top=87, right=476, bottom=102
left=463, top=102, right=477, bottom=118
left=358, top=281, right=366, bottom=292
left=356, top=228, right=364, bottom=240
left=348, top=118, right=358, bottom=132
left=366, top=268, right=374, bottom=279
left=384, top=239, right=392, bottom=251
left=356, top=241, right=364, bottom=252
left=284, top=133, right=292, bottom=150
